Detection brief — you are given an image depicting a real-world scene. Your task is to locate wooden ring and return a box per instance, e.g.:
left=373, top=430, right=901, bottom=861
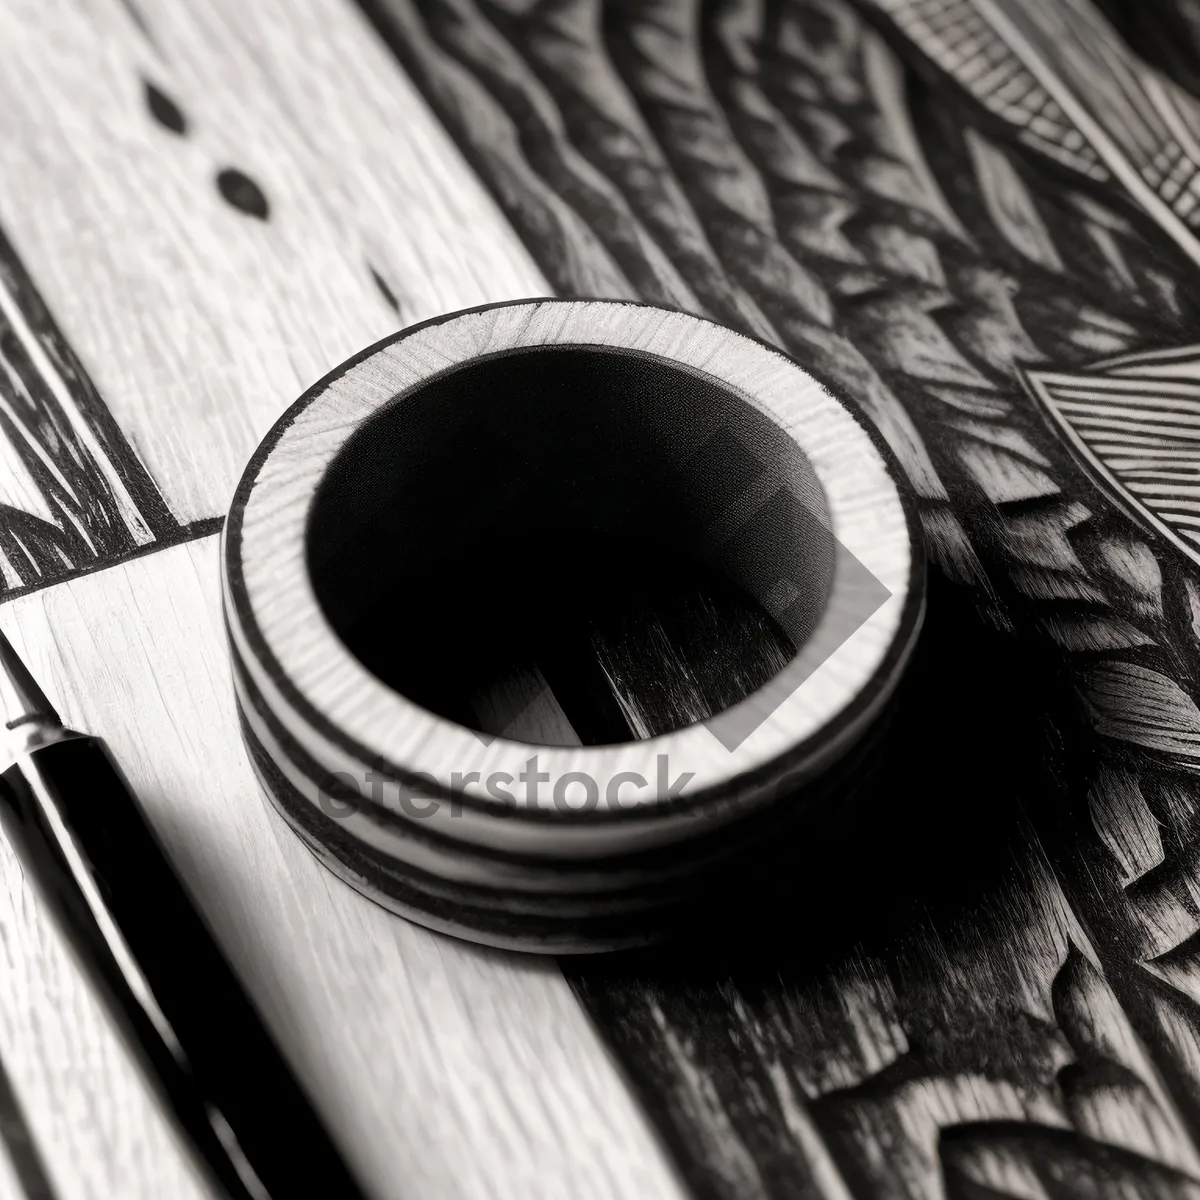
left=222, top=299, right=924, bottom=951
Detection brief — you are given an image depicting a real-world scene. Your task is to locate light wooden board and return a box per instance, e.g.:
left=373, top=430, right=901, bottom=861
left=0, top=0, right=684, bottom=1196
left=1, top=537, right=684, bottom=1199
left=0, top=0, right=543, bottom=530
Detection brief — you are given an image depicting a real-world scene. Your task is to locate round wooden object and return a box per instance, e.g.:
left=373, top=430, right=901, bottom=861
left=222, top=299, right=924, bottom=952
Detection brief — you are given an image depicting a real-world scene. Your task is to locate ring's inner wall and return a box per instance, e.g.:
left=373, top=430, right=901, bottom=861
left=307, top=345, right=835, bottom=746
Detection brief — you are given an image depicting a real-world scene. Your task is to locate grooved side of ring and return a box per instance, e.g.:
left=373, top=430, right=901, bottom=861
left=222, top=298, right=925, bottom=952
left=230, top=644, right=825, bottom=896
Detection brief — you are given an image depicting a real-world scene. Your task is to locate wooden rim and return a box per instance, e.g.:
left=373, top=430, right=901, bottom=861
left=223, top=298, right=922, bottom=862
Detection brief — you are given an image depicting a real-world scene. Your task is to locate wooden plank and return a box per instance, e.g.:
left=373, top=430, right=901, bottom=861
left=0, top=0, right=685, bottom=1196
left=0, top=0, right=541, bottom=532
left=1, top=536, right=687, bottom=1200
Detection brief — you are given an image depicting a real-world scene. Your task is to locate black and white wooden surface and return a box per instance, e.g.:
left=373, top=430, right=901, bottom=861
left=3, top=0, right=1200, bottom=1197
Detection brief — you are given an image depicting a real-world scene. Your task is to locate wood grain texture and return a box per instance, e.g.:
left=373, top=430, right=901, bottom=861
left=0, top=0, right=540, bottom=529
left=1, top=538, right=686, bottom=1200
left=0, top=222, right=181, bottom=594
left=346, top=0, right=1200, bottom=1195
left=2, top=0, right=1200, bottom=1197
left=0, top=0, right=684, bottom=1196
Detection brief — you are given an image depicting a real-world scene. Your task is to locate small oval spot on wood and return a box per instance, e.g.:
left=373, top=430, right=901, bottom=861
left=216, top=168, right=269, bottom=220
left=144, top=79, right=187, bottom=135
left=368, top=264, right=401, bottom=315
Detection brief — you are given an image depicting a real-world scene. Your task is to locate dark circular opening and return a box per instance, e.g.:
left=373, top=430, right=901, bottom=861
left=306, top=345, right=835, bottom=746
